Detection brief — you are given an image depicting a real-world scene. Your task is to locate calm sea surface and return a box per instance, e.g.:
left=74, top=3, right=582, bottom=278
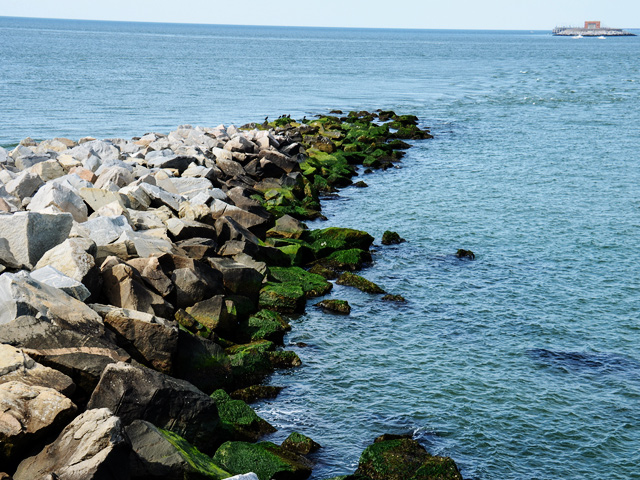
left=1, top=17, right=639, bottom=480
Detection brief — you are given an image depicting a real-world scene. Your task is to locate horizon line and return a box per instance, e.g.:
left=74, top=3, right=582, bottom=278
left=4, top=15, right=637, bottom=32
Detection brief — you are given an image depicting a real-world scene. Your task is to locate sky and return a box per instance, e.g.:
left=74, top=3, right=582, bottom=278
left=2, top=0, right=639, bottom=30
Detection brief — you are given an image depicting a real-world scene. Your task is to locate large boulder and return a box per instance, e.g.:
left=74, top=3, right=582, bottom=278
left=0, top=344, right=75, bottom=395
left=0, top=381, right=77, bottom=467
left=91, top=304, right=178, bottom=375
left=126, top=420, right=231, bottom=480
left=101, top=259, right=174, bottom=319
left=210, top=389, right=276, bottom=442
left=172, top=330, right=231, bottom=394
left=87, top=362, right=224, bottom=454
left=213, top=441, right=312, bottom=480
left=27, top=182, right=88, bottom=223
left=13, top=408, right=130, bottom=480
left=208, top=257, right=265, bottom=300
left=34, top=237, right=101, bottom=297
left=155, top=254, right=224, bottom=309
left=30, top=265, right=91, bottom=301
left=0, top=212, right=73, bottom=269
left=126, top=256, right=174, bottom=297
left=185, top=295, right=237, bottom=335
left=0, top=272, right=130, bottom=397
left=354, top=437, right=464, bottom=480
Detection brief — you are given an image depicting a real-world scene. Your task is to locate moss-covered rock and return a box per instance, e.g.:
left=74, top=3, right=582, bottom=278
left=268, top=350, right=302, bottom=369
left=281, top=432, right=322, bottom=455
left=316, top=299, right=351, bottom=315
left=230, top=385, right=284, bottom=403
left=268, top=266, right=333, bottom=297
left=212, top=441, right=313, bottom=480
left=266, top=214, right=309, bottom=240
left=259, top=282, right=306, bottom=313
left=381, top=231, right=406, bottom=245
left=355, top=438, right=463, bottom=480
left=308, top=263, right=338, bottom=280
left=320, top=248, right=371, bottom=271
left=237, top=309, right=291, bottom=344
left=226, top=341, right=276, bottom=387
left=127, top=423, right=232, bottom=480
left=304, top=227, right=374, bottom=258
left=382, top=294, right=406, bottom=303
left=455, top=249, right=475, bottom=260
left=336, top=273, right=385, bottom=294
left=211, top=389, right=277, bottom=442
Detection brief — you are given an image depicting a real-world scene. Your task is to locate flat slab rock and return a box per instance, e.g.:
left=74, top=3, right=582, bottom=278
left=0, top=343, right=75, bottom=396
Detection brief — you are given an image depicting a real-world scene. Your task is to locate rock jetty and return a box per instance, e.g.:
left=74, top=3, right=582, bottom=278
left=0, top=110, right=464, bottom=479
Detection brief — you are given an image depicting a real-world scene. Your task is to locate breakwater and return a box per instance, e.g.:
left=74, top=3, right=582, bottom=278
left=0, top=110, right=464, bottom=479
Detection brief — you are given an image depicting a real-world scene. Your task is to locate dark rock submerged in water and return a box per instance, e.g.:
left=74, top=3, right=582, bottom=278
left=354, top=436, right=464, bottom=480
left=0, top=110, right=440, bottom=478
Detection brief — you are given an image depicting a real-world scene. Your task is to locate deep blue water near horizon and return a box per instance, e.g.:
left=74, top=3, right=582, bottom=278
left=1, top=17, right=639, bottom=479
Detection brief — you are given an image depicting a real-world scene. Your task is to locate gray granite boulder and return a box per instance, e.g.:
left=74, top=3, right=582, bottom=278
left=0, top=212, right=73, bottom=269
left=13, top=408, right=130, bottom=480
left=30, top=265, right=91, bottom=301
left=126, top=420, right=232, bottom=480
left=88, top=362, right=224, bottom=454
left=91, top=304, right=178, bottom=375
left=34, top=236, right=100, bottom=297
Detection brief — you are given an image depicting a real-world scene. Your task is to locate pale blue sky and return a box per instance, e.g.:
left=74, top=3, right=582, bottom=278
left=2, top=0, right=639, bottom=30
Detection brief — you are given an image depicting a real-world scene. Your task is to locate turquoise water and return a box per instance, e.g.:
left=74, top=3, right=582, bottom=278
left=1, top=17, right=639, bottom=479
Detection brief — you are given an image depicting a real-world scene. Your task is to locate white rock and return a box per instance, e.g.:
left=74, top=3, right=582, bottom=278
left=27, top=182, right=88, bottom=223
left=30, top=265, right=91, bottom=301
left=80, top=215, right=133, bottom=246
left=5, top=170, right=44, bottom=200
left=0, top=212, right=73, bottom=269
left=35, top=237, right=97, bottom=285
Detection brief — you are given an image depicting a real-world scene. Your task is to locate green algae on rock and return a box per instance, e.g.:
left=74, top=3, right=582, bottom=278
left=304, top=227, right=374, bottom=258
left=355, top=437, right=463, bottom=480
left=336, top=272, right=385, bottom=294
left=213, top=441, right=313, bottom=480
left=281, top=432, right=322, bottom=455
left=381, top=231, right=406, bottom=245
left=316, top=299, right=352, bottom=315
left=211, top=389, right=277, bottom=442
left=154, top=426, right=232, bottom=480
left=230, top=385, right=284, bottom=403
left=268, top=266, right=333, bottom=297
left=318, top=248, right=371, bottom=271
left=382, top=294, right=407, bottom=303
left=259, top=282, right=306, bottom=313
left=236, top=309, right=291, bottom=344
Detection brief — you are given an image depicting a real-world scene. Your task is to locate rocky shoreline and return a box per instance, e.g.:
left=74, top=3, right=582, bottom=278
left=0, top=110, right=464, bottom=479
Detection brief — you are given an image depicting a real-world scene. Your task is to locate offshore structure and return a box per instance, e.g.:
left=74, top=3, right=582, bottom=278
left=553, top=21, right=636, bottom=36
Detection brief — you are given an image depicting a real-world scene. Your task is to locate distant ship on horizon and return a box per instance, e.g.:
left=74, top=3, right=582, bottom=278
left=553, top=21, right=636, bottom=36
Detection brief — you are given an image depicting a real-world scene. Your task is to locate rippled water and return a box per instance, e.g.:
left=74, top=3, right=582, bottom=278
left=1, top=17, right=639, bottom=479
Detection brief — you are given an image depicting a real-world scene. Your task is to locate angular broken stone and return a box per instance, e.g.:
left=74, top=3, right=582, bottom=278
left=0, top=212, right=73, bottom=269
left=30, top=265, right=91, bottom=301
left=13, top=408, right=129, bottom=480
left=90, top=304, right=178, bottom=374
left=0, top=344, right=75, bottom=396
left=88, top=362, right=224, bottom=454
left=0, top=381, right=77, bottom=466
left=101, top=260, right=174, bottom=319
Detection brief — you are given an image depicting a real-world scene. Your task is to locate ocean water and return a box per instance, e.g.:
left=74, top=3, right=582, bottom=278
left=1, top=17, right=639, bottom=480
